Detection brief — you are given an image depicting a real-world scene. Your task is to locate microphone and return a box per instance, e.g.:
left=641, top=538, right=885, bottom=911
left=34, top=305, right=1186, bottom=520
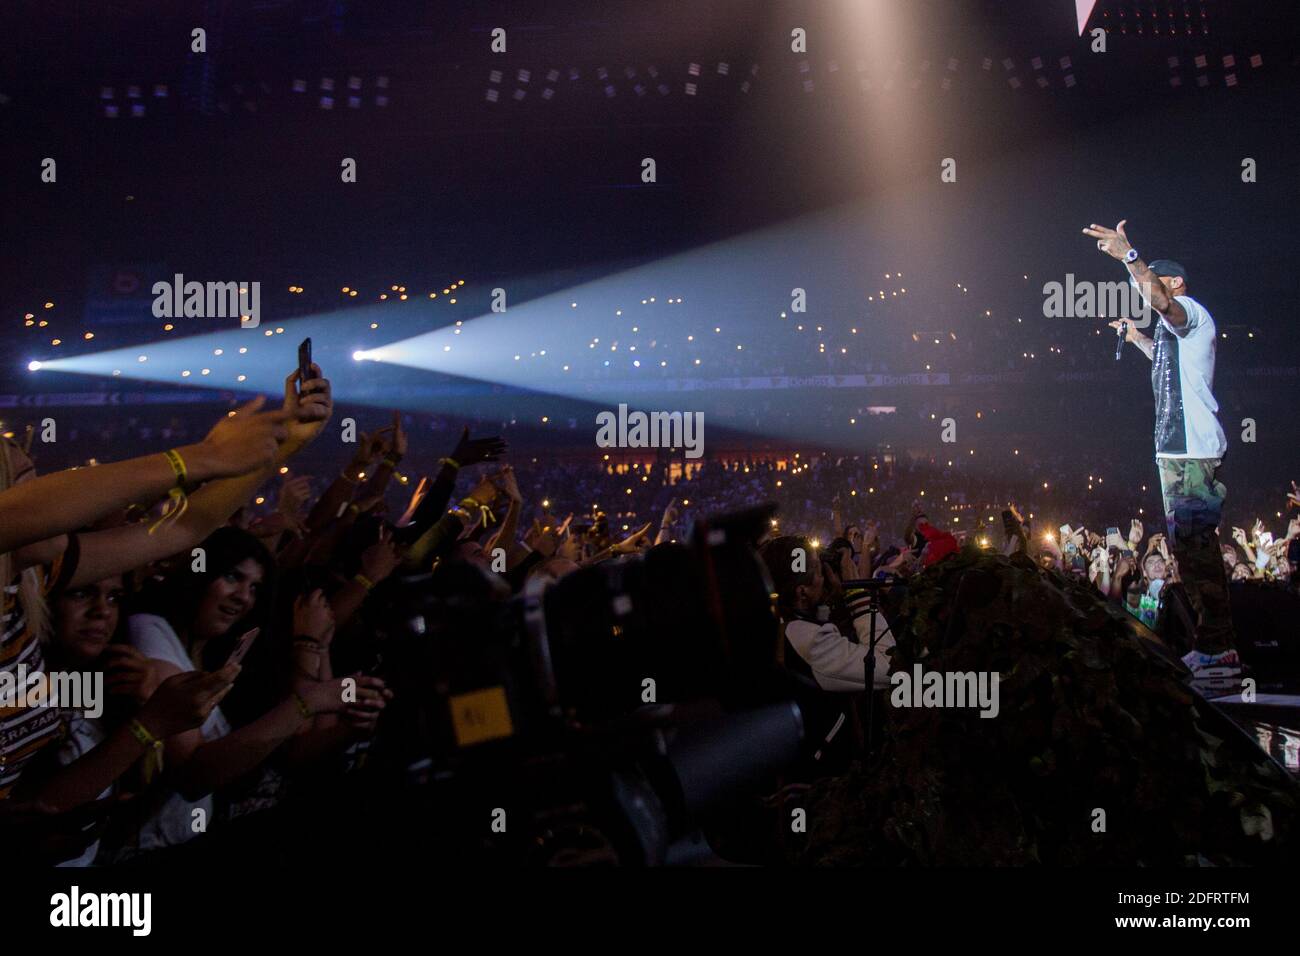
left=1114, top=321, right=1126, bottom=361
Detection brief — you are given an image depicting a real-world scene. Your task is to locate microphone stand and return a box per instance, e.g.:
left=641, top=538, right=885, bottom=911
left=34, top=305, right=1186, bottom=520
left=842, top=578, right=896, bottom=761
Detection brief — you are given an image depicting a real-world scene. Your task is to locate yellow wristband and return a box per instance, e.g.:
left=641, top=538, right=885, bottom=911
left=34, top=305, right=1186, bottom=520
left=149, top=450, right=191, bottom=536
left=163, top=448, right=188, bottom=486
left=353, top=572, right=375, bottom=591
left=292, top=691, right=313, bottom=719
left=128, top=719, right=165, bottom=785
left=460, top=497, right=495, bottom=526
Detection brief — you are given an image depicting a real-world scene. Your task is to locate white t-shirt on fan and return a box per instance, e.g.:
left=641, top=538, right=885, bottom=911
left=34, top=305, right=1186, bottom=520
left=124, top=613, right=232, bottom=854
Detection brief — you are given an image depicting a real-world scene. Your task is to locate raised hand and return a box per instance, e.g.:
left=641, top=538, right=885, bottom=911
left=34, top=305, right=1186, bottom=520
left=278, top=474, right=314, bottom=520
left=339, top=674, right=393, bottom=735
left=279, top=364, right=333, bottom=461
left=884, top=550, right=915, bottom=574
left=525, top=520, right=560, bottom=558
left=1128, top=518, right=1144, bottom=547
left=389, top=411, right=408, bottom=459
left=293, top=588, right=335, bottom=645
left=360, top=526, right=402, bottom=583
left=660, top=497, right=680, bottom=528
left=838, top=547, right=857, bottom=582
left=296, top=673, right=390, bottom=717
left=350, top=429, right=389, bottom=470
left=493, top=464, right=522, bottom=504
left=451, top=426, right=507, bottom=468
left=613, top=522, right=654, bottom=555
left=193, top=396, right=289, bottom=480
left=556, top=525, right=581, bottom=562
left=1082, top=219, right=1134, bottom=261
left=465, top=474, right=504, bottom=511
left=136, top=666, right=241, bottom=739
left=102, top=644, right=163, bottom=705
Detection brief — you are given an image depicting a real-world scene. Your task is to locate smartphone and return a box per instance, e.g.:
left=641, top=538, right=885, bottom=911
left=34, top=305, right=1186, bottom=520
left=224, top=627, right=260, bottom=668
left=1105, top=527, right=1124, bottom=551
left=297, top=338, right=316, bottom=381
left=1001, top=509, right=1018, bottom=537
left=1059, top=524, right=1073, bottom=540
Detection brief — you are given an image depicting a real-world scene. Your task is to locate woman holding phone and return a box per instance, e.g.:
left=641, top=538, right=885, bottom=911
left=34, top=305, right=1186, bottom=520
left=1, top=361, right=328, bottom=798
left=119, top=527, right=375, bottom=858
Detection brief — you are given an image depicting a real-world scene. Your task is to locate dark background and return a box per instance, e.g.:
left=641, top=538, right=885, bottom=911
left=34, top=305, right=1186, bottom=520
left=0, top=0, right=1297, bottom=524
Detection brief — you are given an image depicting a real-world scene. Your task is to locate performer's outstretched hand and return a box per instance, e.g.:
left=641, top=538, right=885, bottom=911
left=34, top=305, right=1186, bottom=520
left=1083, top=219, right=1134, bottom=260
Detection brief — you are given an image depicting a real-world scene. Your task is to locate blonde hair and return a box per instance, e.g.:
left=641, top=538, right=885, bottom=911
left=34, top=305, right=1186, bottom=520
left=0, top=439, right=49, bottom=642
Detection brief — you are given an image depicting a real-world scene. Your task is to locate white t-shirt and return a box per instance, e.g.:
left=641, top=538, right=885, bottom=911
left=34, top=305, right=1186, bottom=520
left=1151, top=295, right=1227, bottom=460
left=53, top=713, right=109, bottom=867
left=785, top=612, right=894, bottom=692
left=125, top=613, right=231, bottom=853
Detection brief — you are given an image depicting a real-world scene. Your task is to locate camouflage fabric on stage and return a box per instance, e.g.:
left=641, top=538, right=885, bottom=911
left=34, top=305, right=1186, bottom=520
left=1156, top=457, right=1236, bottom=654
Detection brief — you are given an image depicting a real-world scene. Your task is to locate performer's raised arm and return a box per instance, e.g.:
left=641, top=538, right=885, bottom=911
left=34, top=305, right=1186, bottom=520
left=1084, top=219, right=1188, bottom=327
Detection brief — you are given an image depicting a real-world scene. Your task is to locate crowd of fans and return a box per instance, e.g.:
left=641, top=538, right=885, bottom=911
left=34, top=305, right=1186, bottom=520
left=2, top=359, right=1297, bottom=864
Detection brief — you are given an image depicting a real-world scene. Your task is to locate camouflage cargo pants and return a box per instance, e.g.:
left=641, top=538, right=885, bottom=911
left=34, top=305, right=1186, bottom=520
left=1156, top=457, right=1236, bottom=654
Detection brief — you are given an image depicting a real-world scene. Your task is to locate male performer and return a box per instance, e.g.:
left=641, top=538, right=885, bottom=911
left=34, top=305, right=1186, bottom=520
left=1083, top=219, right=1239, bottom=681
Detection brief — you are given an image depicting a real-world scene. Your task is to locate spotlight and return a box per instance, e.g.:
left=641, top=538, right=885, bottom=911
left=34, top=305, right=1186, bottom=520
left=352, top=350, right=367, bottom=361
left=27, top=360, right=42, bottom=371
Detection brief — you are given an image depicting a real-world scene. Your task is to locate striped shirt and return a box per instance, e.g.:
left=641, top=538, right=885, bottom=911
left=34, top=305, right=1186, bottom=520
left=0, top=554, right=72, bottom=800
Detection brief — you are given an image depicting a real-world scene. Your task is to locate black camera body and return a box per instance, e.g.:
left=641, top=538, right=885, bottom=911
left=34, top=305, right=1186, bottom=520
left=351, top=505, right=806, bottom=865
